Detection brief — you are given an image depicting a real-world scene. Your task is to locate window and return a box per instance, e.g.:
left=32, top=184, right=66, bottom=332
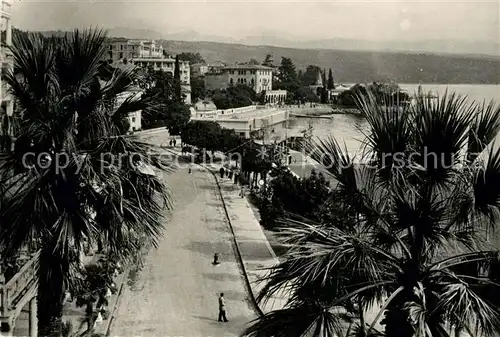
left=229, top=70, right=234, bottom=74
left=251, top=78, right=254, bottom=85
left=109, top=45, right=113, bottom=50
left=251, top=70, right=256, bottom=75
left=120, top=45, right=124, bottom=50
left=119, top=52, right=123, bottom=59
left=108, top=51, right=112, bottom=59
left=131, top=117, right=136, bottom=123
left=230, top=78, right=234, bottom=84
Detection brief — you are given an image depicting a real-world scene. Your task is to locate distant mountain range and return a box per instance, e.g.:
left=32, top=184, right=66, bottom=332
left=101, top=27, right=500, bottom=57
left=35, top=27, right=500, bottom=84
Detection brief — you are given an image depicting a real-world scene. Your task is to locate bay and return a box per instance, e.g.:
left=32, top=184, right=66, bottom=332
left=289, top=84, right=500, bottom=158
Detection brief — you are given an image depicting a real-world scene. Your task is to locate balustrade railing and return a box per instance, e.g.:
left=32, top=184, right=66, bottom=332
left=0, top=251, right=38, bottom=316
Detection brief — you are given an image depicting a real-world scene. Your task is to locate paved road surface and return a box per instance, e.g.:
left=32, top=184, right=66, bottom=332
left=112, top=166, right=257, bottom=337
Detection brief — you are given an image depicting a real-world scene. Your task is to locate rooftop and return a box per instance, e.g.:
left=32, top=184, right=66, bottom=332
left=222, top=64, right=273, bottom=71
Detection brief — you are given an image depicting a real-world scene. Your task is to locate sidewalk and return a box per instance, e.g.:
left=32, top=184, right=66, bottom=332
left=163, top=145, right=288, bottom=314
left=214, top=175, right=287, bottom=314
left=61, top=259, right=128, bottom=336
left=11, top=260, right=128, bottom=337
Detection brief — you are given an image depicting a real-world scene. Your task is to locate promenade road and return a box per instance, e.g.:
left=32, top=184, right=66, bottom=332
left=111, top=165, right=257, bottom=337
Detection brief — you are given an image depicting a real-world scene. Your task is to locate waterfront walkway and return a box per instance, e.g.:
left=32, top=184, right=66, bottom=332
left=111, top=159, right=257, bottom=336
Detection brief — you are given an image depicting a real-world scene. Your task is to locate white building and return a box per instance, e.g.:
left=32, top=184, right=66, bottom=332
left=104, top=38, right=164, bottom=62
left=205, top=65, right=273, bottom=94
left=0, top=0, right=13, bottom=118
left=191, top=105, right=289, bottom=138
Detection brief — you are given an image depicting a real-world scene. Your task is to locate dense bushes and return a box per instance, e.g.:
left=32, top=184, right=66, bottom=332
left=338, top=82, right=410, bottom=107
left=254, top=167, right=331, bottom=230
left=212, top=85, right=257, bottom=109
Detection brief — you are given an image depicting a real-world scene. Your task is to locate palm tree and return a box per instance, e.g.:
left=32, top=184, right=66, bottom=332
left=0, top=29, right=173, bottom=336
left=243, top=92, right=500, bottom=337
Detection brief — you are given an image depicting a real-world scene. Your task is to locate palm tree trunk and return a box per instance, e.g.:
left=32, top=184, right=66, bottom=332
left=37, top=246, right=66, bottom=337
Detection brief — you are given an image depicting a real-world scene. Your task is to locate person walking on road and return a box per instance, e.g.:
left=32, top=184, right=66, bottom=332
left=218, top=293, right=228, bottom=322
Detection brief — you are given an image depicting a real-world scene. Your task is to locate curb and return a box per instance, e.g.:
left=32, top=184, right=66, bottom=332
left=206, top=167, right=265, bottom=318
left=104, top=268, right=129, bottom=337
left=164, top=149, right=265, bottom=318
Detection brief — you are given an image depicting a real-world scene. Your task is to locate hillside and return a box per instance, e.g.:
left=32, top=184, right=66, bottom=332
left=31, top=30, right=500, bottom=84
left=162, top=40, right=500, bottom=84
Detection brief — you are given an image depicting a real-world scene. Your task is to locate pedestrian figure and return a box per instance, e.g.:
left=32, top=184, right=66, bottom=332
left=169, top=139, right=173, bottom=147
left=189, top=164, right=192, bottom=174
left=173, top=139, right=177, bottom=147
left=219, top=167, right=225, bottom=178
left=218, top=293, right=229, bottom=322
left=213, top=252, right=220, bottom=265
left=240, top=186, right=245, bottom=198
left=78, top=302, right=95, bottom=334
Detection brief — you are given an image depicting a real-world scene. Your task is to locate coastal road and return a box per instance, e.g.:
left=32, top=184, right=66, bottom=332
left=111, top=164, right=257, bottom=336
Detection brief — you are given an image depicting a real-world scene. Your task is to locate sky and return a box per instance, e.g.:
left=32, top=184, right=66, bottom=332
left=10, top=0, right=500, bottom=43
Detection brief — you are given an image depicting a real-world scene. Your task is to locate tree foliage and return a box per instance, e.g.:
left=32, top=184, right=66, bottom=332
left=300, top=65, right=322, bottom=86
left=327, top=68, right=335, bottom=89
left=256, top=168, right=331, bottom=229
left=276, top=57, right=301, bottom=102
left=139, top=65, right=190, bottom=134
left=244, top=92, right=500, bottom=337
left=177, top=52, right=205, bottom=64
left=174, top=55, right=182, bottom=102
left=0, top=28, right=173, bottom=336
left=262, top=54, right=274, bottom=67
left=339, top=82, right=410, bottom=107
left=212, top=85, right=257, bottom=110
left=190, top=75, right=206, bottom=102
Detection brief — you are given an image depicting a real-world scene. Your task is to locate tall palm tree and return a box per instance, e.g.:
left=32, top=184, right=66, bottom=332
left=0, top=29, right=173, bottom=336
left=243, top=92, right=500, bottom=337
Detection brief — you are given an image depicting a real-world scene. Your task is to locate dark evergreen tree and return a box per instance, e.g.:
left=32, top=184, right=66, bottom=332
left=277, top=57, right=301, bottom=101
left=174, top=55, right=182, bottom=101
left=300, top=65, right=321, bottom=86
left=262, top=54, right=274, bottom=67
left=327, top=68, right=335, bottom=89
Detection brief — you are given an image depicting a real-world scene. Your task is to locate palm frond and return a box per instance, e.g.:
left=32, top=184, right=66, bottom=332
left=436, top=278, right=500, bottom=337
left=411, top=91, right=475, bottom=185
left=241, top=304, right=346, bottom=337
left=467, top=100, right=500, bottom=163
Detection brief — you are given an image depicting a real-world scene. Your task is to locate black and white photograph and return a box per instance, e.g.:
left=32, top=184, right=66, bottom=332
left=0, top=1, right=499, bottom=336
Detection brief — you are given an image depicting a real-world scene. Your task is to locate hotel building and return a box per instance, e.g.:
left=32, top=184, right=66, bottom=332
left=0, top=0, right=13, bottom=118
left=205, top=64, right=286, bottom=104
left=205, top=65, right=273, bottom=94
left=131, top=57, right=191, bottom=104
left=104, top=38, right=192, bottom=104
left=105, top=38, right=164, bottom=62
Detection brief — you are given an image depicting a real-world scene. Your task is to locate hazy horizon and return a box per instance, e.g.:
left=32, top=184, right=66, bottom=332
left=12, top=0, right=499, bottom=45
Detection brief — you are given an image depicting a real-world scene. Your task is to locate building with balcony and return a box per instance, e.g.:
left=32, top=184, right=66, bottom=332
left=104, top=38, right=164, bottom=62
left=0, top=0, right=13, bottom=118
left=205, top=64, right=273, bottom=94
left=131, top=57, right=191, bottom=104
